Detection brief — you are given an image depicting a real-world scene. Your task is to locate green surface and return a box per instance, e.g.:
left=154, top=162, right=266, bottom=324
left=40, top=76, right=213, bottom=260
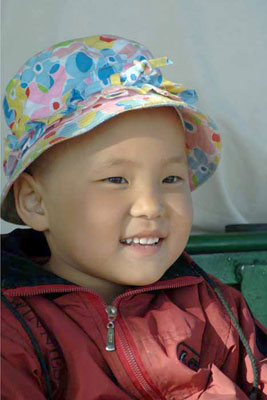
left=186, top=232, right=267, bottom=253
left=239, top=264, right=267, bottom=325
left=186, top=232, right=267, bottom=327
left=190, top=251, right=267, bottom=285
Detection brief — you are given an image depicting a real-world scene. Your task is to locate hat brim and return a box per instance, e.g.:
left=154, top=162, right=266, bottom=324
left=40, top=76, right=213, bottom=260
left=1, top=89, right=221, bottom=225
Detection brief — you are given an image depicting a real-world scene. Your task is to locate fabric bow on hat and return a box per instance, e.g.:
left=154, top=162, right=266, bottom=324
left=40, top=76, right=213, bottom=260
left=119, top=57, right=171, bottom=86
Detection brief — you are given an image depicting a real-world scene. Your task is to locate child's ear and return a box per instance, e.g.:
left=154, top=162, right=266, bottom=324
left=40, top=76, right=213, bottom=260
left=13, top=172, right=49, bottom=231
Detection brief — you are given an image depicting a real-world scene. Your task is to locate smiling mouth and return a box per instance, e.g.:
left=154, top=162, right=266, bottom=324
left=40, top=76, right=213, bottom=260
left=120, top=238, right=164, bottom=246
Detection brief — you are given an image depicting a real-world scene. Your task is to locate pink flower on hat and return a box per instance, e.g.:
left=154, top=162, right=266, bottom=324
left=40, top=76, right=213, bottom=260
left=183, top=111, right=217, bottom=155
left=25, top=65, right=67, bottom=120
left=52, top=41, right=83, bottom=59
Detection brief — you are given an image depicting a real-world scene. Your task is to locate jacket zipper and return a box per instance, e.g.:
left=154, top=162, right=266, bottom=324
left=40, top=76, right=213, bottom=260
left=3, top=277, right=202, bottom=400
left=111, top=283, right=201, bottom=399
left=105, top=305, right=117, bottom=351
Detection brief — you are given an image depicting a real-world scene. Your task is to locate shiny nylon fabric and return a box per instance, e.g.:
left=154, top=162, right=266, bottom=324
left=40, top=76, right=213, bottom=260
left=1, top=227, right=267, bottom=400
left=2, top=277, right=267, bottom=399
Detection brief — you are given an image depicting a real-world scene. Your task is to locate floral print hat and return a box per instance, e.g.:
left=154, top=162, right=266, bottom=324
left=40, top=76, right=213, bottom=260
left=2, top=34, right=221, bottom=225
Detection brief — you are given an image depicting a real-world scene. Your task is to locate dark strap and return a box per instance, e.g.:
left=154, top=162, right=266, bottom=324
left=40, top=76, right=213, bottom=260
left=1, top=294, right=54, bottom=400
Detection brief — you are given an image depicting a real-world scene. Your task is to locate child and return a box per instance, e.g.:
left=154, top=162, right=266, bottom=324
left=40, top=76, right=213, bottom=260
left=1, top=34, right=266, bottom=400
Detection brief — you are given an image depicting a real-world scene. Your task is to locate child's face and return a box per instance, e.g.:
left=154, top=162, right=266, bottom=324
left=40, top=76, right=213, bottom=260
left=37, top=106, right=193, bottom=291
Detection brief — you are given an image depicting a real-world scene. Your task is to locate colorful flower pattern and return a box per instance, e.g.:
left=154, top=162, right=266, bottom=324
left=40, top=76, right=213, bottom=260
left=21, top=50, right=58, bottom=91
left=2, top=34, right=221, bottom=224
left=188, top=148, right=217, bottom=186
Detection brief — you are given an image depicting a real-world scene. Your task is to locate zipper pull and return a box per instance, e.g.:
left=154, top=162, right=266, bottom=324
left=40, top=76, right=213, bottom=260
left=105, top=305, right=117, bottom=351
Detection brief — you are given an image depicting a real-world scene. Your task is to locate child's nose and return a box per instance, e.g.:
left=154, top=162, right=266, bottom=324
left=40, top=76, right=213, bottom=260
left=130, top=187, right=164, bottom=220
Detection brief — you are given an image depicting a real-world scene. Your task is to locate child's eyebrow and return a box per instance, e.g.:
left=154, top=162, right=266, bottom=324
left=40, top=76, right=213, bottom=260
left=95, top=155, right=185, bottom=170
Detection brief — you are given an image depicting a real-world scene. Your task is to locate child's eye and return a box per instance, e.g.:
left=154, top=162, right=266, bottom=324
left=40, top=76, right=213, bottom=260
left=103, top=176, right=182, bottom=184
left=104, top=177, right=128, bottom=184
left=163, top=176, right=182, bottom=183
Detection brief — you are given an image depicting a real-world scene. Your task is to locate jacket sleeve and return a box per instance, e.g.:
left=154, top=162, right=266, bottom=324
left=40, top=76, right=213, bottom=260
left=216, top=279, right=267, bottom=399
left=1, top=306, right=49, bottom=400
left=1, top=358, right=47, bottom=400
left=236, top=293, right=267, bottom=398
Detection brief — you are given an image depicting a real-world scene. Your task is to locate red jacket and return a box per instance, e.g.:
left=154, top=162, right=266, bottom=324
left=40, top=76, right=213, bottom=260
left=1, top=228, right=267, bottom=400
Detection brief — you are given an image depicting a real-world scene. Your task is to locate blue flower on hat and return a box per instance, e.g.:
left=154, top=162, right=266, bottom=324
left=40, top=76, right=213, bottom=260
left=21, top=51, right=59, bottom=91
left=16, top=122, right=47, bottom=160
left=64, top=51, right=95, bottom=95
left=98, top=65, right=116, bottom=85
left=57, top=121, right=79, bottom=138
left=6, top=134, right=19, bottom=150
left=97, top=49, right=124, bottom=85
left=115, top=97, right=146, bottom=110
left=179, top=90, right=198, bottom=105
left=4, top=121, right=46, bottom=178
left=100, top=48, right=125, bottom=65
left=24, top=121, right=46, bottom=147
left=188, top=148, right=216, bottom=185
left=3, top=97, right=16, bottom=127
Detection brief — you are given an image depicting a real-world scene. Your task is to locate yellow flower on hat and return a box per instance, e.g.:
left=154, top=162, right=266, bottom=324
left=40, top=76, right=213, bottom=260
left=6, top=79, right=27, bottom=114
left=6, top=79, right=29, bottom=136
left=84, top=35, right=114, bottom=50
left=79, top=110, right=98, bottom=127
left=13, top=114, right=31, bottom=137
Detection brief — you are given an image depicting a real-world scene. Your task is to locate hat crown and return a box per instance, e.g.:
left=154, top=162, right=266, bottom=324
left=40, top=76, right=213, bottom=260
left=3, top=35, right=165, bottom=180
left=3, top=35, right=161, bottom=137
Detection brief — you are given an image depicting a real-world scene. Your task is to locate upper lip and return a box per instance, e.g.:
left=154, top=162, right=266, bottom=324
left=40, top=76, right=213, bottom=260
left=121, top=230, right=166, bottom=240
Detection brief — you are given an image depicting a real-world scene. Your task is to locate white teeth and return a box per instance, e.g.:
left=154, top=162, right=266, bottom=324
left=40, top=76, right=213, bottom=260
left=147, top=238, right=158, bottom=244
left=139, top=238, right=149, bottom=244
left=122, top=237, right=160, bottom=245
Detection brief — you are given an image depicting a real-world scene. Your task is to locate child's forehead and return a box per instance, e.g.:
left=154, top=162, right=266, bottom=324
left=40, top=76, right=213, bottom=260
left=74, top=107, right=185, bottom=157
left=91, top=154, right=187, bottom=173
left=31, top=107, right=186, bottom=180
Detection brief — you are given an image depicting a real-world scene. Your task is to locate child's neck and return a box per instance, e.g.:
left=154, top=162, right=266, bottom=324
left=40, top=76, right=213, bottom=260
left=42, top=259, right=127, bottom=305
left=98, top=283, right=127, bottom=305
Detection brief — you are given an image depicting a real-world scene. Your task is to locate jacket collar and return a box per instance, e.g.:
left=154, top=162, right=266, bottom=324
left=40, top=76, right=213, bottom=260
left=1, top=228, right=200, bottom=290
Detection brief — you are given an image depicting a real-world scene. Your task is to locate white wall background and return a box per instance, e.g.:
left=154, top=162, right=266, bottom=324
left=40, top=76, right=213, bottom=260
left=1, top=0, right=267, bottom=234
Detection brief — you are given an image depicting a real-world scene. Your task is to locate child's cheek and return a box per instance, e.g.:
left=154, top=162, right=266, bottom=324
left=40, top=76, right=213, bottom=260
left=169, top=191, right=193, bottom=241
